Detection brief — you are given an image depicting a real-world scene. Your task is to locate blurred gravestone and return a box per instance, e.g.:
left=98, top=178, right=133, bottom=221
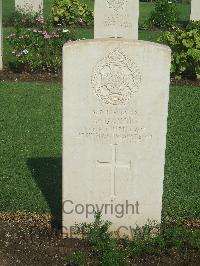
left=15, top=0, right=43, bottom=13
left=94, top=0, right=139, bottom=39
left=190, top=0, right=200, bottom=21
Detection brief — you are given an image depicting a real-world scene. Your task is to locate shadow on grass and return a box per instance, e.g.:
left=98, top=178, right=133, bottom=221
left=27, top=157, right=62, bottom=228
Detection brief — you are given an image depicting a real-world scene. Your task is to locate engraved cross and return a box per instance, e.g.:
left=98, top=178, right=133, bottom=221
left=97, top=144, right=131, bottom=198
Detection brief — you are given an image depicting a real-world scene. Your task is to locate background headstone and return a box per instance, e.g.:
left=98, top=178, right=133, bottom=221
left=0, top=0, right=2, bottom=70
left=190, top=0, right=200, bottom=21
left=15, top=0, right=43, bottom=13
left=94, top=0, right=139, bottom=39
left=63, top=39, right=171, bottom=238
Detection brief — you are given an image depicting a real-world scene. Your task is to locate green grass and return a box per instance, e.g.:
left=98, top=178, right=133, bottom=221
left=139, top=3, right=155, bottom=25
left=71, top=28, right=161, bottom=42
left=2, top=0, right=15, bottom=22
left=0, top=82, right=62, bottom=217
left=163, top=86, right=200, bottom=220
left=177, top=3, right=191, bottom=23
left=3, top=28, right=14, bottom=66
left=139, top=3, right=191, bottom=25
left=0, top=82, right=199, bottom=222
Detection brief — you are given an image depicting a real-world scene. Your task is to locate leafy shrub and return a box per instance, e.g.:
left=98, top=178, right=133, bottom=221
left=159, top=27, right=200, bottom=79
left=129, top=222, right=200, bottom=257
left=7, top=18, right=74, bottom=73
left=129, top=221, right=165, bottom=256
left=65, top=251, right=88, bottom=265
left=148, top=0, right=178, bottom=29
left=186, top=20, right=200, bottom=31
left=6, top=6, right=43, bottom=27
left=66, top=213, right=129, bottom=266
left=65, top=214, right=200, bottom=264
left=51, top=0, right=94, bottom=27
left=82, top=213, right=129, bottom=266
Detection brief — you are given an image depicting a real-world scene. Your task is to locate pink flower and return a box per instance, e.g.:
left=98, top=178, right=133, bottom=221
left=43, top=32, right=51, bottom=39
left=36, top=15, right=44, bottom=24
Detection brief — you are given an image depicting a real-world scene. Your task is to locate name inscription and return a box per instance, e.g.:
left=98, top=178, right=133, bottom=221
left=104, top=14, right=132, bottom=29
left=78, top=107, right=152, bottom=144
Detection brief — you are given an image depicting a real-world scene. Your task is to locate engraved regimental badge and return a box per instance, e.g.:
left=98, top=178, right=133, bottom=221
left=91, top=49, right=141, bottom=105
left=107, top=0, right=127, bottom=11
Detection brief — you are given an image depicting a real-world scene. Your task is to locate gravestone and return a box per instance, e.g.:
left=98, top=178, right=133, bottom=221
left=190, top=0, right=200, bottom=21
left=15, top=0, right=43, bottom=13
left=94, top=0, right=139, bottom=39
left=62, top=39, right=171, bottom=238
left=0, top=0, right=2, bottom=70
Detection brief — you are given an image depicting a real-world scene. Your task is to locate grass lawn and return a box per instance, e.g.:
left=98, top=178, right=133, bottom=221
left=0, top=81, right=199, bottom=222
left=0, top=82, right=62, bottom=217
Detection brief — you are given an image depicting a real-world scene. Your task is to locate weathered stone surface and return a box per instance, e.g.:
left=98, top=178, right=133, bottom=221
left=190, top=0, right=200, bottom=21
left=62, top=39, right=171, bottom=238
left=94, top=0, right=139, bottom=39
left=15, top=0, right=43, bottom=13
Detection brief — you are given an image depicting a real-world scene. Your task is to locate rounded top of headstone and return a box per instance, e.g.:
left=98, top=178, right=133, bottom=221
left=63, top=39, right=171, bottom=53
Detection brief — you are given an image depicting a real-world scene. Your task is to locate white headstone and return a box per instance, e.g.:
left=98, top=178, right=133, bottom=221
left=15, top=0, right=43, bottom=13
left=190, top=0, right=200, bottom=21
left=0, top=0, right=2, bottom=70
left=62, top=39, right=171, bottom=238
left=94, top=0, right=139, bottom=39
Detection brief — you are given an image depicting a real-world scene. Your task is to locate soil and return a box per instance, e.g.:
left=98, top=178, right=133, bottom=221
left=0, top=69, right=62, bottom=83
left=0, top=214, right=200, bottom=266
left=1, top=69, right=200, bottom=87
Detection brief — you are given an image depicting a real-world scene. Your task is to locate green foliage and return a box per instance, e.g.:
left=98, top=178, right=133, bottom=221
left=67, top=213, right=129, bottom=266
left=65, top=251, right=88, bottom=265
left=159, top=27, right=200, bottom=79
left=6, top=18, right=74, bottom=73
left=186, top=20, right=200, bottom=31
left=129, top=222, right=200, bottom=257
left=5, top=6, right=43, bottom=27
left=82, top=213, right=129, bottom=266
left=129, top=221, right=165, bottom=256
left=148, top=0, right=178, bottom=29
left=161, top=225, right=200, bottom=250
left=65, top=214, right=200, bottom=265
left=51, top=0, right=94, bottom=26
